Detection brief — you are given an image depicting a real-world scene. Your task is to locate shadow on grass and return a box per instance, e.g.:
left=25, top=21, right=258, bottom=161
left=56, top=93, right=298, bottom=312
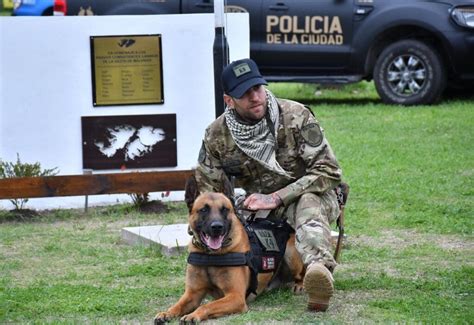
left=442, top=88, right=474, bottom=100
left=0, top=209, right=41, bottom=223
left=291, top=93, right=473, bottom=107
left=291, top=97, right=382, bottom=106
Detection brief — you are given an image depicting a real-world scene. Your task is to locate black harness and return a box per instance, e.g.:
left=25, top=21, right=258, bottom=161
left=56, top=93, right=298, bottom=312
left=187, top=218, right=293, bottom=296
left=187, top=251, right=253, bottom=267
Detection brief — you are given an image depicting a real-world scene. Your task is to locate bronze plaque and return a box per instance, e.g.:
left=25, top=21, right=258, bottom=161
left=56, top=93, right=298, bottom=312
left=90, top=35, right=164, bottom=106
left=81, top=114, right=176, bottom=170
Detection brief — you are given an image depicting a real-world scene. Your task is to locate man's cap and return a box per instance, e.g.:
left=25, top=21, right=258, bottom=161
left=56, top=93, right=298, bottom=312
left=221, top=58, right=267, bottom=98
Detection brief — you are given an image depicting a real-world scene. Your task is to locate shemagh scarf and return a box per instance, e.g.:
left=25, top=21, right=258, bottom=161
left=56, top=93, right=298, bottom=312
left=225, top=90, right=294, bottom=179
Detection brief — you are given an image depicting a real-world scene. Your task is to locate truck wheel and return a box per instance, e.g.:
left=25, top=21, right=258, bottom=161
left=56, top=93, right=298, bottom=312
left=42, top=7, right=54, bottom=16
left=374, top=40, right=446, bottom=105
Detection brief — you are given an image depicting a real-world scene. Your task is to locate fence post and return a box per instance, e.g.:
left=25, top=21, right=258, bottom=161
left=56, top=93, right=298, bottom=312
left=83, top=169, right=93, bottom=212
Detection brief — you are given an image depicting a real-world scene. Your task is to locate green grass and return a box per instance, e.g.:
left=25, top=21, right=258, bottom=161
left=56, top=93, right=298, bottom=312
left=1, top=82, right=473, bottom=323
left=270, top=82, right=473, bottom=235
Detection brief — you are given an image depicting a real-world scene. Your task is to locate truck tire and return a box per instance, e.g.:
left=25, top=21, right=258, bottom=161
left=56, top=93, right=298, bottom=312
left=42, top=7, right=53, bottom=16
left=374, top=40, right=446, bottom=105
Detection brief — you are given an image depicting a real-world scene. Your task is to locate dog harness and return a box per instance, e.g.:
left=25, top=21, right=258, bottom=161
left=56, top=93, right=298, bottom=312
left=187, top=218, right=293, bottom=296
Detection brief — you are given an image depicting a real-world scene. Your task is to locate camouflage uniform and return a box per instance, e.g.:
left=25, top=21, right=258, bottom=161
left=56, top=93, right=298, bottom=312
left=196, top=99, right=342, bottom=271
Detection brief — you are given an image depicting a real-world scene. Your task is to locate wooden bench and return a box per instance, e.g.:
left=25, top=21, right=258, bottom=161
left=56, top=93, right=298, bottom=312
left=0, top=170, right=194, bottom=200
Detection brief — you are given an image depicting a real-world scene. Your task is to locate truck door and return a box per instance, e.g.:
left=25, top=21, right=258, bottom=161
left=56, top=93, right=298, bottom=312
left=184, top=0, right=264, bottom=60
left=260, top=0, right=354, bottom=75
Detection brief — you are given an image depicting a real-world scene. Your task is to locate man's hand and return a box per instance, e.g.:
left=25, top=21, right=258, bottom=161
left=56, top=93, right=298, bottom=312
left=243, top=193, right=282, bottom=211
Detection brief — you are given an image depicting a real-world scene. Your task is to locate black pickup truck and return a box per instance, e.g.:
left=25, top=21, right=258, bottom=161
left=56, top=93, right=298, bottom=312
left=53, top=0, right=474, bottom=105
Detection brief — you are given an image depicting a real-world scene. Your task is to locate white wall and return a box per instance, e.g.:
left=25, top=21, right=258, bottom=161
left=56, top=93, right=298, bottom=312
left=0, top=13, right=249, bottom=209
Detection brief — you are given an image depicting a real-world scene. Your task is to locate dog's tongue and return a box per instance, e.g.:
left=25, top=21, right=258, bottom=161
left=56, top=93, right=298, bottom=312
left=203, top=234, right=224, bottom=250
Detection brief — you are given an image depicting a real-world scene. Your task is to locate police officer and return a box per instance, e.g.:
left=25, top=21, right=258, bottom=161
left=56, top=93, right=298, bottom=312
left=195, top=58, right=342, bottom=311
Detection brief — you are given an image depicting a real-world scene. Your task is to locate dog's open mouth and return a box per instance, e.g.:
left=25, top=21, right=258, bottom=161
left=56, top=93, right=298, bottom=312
left=200, top=232, right=226, bottom=250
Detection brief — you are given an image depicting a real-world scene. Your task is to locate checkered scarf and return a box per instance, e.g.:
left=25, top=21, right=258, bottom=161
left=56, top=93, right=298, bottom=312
left=225, top=90, right=293, bottom=178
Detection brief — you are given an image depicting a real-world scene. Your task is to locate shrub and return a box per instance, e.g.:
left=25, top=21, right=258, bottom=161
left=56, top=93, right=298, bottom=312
left=129, top=192, right=150, bottom=208
left=0, top=154, right=58, bottom=210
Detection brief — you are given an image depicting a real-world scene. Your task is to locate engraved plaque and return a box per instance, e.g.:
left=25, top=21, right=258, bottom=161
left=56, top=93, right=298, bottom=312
left=90, top=35, right=164, bottom=106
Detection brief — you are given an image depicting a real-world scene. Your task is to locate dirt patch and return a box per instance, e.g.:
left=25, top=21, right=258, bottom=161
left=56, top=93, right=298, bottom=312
left=436, top=236, right=474, bottom=250
left=0, top=208, right=41, bottom=222
left=137, top=200, right=170, bottom=214
left=352, top=229, right=474, bottom=251
left=337, top=262, right=403, bottom=278
left=331, top=289, right=389, bottom=323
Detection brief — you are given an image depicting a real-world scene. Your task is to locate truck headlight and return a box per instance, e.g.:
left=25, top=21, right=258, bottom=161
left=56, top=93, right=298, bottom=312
left=451, top=6, right=474, bottom=28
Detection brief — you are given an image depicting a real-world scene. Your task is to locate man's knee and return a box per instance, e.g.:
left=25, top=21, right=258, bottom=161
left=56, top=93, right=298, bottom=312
left=295, top=191, right=339, bottom=224
left=297, top=192, right=322, bottom=210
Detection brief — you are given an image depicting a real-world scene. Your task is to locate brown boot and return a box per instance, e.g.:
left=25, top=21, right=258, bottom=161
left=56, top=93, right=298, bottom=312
left=304, top=262, right=334, bottom=312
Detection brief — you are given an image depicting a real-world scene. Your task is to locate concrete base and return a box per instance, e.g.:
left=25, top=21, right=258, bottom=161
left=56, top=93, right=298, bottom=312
left=121, top=223, right=191, bottom=256
left=121, top=223, right=345, bottom=256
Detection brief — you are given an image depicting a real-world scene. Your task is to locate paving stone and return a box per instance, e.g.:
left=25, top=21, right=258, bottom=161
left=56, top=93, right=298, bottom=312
left=121, top=223, right=191, bottom=256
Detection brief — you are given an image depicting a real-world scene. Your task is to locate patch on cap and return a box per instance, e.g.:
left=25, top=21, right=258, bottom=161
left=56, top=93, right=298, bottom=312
left=233, top=63, right=252, bottom=77
left=301, top=123, right=323, bottom=147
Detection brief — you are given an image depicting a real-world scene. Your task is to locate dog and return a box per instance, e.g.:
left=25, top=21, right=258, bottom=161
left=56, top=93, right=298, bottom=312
left=154, top=175, right=305, bottom=323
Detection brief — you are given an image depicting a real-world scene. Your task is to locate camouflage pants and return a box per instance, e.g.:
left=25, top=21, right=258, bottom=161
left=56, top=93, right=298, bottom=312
left=283, top=191, right=340, bottom=271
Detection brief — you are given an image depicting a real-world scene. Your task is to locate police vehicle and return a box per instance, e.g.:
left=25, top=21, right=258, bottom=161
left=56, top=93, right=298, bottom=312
left=51, top=0, right=474, bottom=105
left=12, top=0, right=54, bottom=15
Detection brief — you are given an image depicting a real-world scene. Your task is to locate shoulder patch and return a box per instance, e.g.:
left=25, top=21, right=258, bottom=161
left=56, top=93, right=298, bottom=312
left=301, top=123, right=323, bottom=147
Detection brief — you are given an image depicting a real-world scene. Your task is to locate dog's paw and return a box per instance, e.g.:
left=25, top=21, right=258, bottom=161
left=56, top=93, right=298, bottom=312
left=180, top=313, right=202, bottom=324
left=154, top=312, right=173, bottom=324
left=292, top=282, right=304, bottom=295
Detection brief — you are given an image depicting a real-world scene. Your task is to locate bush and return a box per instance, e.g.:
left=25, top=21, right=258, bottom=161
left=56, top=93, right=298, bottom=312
left=129, top=192, right=150, bottom=208
left=0, top=154, right=58, bottom=210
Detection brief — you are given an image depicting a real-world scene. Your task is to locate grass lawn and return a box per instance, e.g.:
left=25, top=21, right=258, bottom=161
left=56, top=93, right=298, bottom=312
left=1, top=83, right=473, bottom=324
left=1, top=9, right=12, bottom=16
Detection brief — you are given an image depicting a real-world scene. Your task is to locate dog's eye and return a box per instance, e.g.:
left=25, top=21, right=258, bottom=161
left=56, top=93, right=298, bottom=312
left=220, top=206, right=229, bottom=216
left=199, top=205, right=210, bottom=214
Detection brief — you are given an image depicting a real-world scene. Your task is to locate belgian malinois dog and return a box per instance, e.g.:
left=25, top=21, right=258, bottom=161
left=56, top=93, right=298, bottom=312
left=154, top=175, right=305, bottom=323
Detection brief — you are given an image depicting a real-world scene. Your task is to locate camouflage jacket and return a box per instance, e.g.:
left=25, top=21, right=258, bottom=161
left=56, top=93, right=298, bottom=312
left=195, top=98, right=342, bottom=207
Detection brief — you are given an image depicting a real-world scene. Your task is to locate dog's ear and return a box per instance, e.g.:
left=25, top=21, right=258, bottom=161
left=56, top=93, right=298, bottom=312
left=220, top=173, right=234, bottom=203
left=184, top=175, right=200, bottom=213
